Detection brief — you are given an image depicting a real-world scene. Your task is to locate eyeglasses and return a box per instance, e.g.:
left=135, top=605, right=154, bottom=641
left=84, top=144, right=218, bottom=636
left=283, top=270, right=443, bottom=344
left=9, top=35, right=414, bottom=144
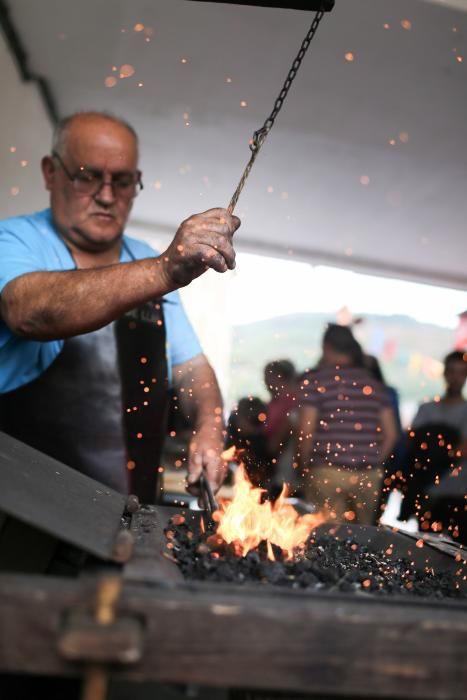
left=52, top=151, right=143, bottom=199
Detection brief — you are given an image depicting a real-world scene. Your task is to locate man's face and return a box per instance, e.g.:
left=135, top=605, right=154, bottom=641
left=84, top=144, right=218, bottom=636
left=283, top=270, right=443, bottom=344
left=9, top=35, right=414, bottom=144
left=42, top=117, right=139, bottom=253
left=444, top=359, right=467, bottom=394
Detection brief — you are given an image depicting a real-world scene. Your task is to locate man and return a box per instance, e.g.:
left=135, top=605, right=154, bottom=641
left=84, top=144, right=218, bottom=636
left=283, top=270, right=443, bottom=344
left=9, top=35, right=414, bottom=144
left=296, top=324, right=398, bottom=525
left=412, top=350, right=467, bottom=442
left=399, top=350, right=467, bottom=534
left=263, top=359, right=298, bottom=495
left=0, top=111, right=240, bottom=502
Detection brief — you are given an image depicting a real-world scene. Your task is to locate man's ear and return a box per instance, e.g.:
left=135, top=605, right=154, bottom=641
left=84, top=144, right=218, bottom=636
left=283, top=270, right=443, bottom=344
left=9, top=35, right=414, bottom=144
left=41, top=155, right=55, bottom=191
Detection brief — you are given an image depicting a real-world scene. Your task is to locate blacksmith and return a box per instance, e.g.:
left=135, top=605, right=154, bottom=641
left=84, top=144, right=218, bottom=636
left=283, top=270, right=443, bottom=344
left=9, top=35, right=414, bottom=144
left=0, top=111, right=240, bottom=501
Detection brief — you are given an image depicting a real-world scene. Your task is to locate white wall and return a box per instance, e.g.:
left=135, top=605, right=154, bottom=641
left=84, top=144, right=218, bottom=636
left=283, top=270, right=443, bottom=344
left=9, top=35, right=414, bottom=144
left=0, top=30, right=51, bottom=219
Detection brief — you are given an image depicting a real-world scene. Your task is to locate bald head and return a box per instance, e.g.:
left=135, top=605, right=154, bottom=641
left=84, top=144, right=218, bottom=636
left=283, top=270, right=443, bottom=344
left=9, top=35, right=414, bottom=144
left=52, top=111, right=139, bottom=159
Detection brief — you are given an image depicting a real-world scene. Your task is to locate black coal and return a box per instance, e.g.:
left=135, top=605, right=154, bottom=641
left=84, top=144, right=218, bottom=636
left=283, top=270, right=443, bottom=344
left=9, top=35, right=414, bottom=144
left=166, top=517, right=463, bottom=599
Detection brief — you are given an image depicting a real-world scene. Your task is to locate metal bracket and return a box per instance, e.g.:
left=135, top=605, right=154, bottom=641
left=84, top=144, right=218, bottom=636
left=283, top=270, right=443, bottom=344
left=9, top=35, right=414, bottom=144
left=57, top=612, right=143, bottom=665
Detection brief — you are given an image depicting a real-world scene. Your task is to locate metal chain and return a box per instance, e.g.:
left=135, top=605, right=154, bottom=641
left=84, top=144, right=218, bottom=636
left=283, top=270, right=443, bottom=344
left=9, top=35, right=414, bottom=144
left=228, top=9, right=326, bottom=213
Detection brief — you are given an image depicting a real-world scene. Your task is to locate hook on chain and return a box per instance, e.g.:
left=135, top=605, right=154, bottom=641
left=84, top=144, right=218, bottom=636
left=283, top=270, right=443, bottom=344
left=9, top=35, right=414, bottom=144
left=228, top=9, right=327, bottom=212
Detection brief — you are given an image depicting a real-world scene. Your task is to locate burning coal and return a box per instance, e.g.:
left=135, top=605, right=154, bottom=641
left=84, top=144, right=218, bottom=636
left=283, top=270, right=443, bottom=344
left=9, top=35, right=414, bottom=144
left=165, top=466, right=464, bottom=598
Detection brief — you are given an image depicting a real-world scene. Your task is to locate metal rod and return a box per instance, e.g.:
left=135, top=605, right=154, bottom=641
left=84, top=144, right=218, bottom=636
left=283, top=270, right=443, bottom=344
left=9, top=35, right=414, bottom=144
left=80, top=576, right=123, bottom=700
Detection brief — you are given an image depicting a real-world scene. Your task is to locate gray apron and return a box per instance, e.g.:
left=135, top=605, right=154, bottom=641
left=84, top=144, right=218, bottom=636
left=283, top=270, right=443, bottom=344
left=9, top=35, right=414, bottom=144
left=0, top=247, right=169, bottom=503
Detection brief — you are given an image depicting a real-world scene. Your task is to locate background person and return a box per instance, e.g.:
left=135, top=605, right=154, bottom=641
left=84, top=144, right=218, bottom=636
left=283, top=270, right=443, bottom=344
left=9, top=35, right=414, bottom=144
left=263, top=359, right=299, bottom=496
left=296, top=323, right=398, bottom=525
left=225, top=396, right=272, bottom=492
left=398, top=350, right=467, bottom=536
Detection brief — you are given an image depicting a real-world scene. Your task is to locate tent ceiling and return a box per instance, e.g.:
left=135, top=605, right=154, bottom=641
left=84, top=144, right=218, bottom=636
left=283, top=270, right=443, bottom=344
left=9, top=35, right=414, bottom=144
left=5, top=0, right=467, bottom=289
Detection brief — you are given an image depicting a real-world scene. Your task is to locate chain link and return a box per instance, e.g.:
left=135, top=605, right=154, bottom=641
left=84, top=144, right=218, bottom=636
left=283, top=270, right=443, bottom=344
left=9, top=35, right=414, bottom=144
left=228, top=10, right=326, bottom=213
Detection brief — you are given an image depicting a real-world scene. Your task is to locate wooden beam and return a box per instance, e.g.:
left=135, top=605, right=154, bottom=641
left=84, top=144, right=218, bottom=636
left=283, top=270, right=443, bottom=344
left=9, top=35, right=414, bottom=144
left=0, top=573, right=466, bottom=699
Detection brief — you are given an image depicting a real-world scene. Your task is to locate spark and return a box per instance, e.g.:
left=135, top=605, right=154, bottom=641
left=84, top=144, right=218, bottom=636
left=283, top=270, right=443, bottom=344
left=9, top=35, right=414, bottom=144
left=240, top=100, right=248, bottom=107
left=344, top=52, right=355, bottom=62
left=120, top=64, right=135, bottom=78
left=401, top=19, right=412, bottom=31
left=134, top=23, right=144, bottom=32
left=104, top=76, right=117, bottom=88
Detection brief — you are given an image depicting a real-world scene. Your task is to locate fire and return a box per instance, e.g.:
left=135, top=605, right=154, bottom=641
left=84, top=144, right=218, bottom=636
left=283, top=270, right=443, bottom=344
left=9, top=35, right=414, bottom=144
left=213, top=465, right=325, bottom=560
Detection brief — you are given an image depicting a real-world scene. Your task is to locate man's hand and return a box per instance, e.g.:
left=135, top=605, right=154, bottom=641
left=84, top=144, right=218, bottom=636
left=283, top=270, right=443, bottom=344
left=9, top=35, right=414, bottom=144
left=160, top=208, right=240, bottom=289
left=186, top=425, right=228, bottom=497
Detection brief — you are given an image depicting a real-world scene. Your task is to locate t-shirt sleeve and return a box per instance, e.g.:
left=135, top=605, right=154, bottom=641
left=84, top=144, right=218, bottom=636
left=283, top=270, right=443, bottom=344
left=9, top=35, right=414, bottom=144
left=377, top=384, right=393, bottom=409
left=411, top=403, right=432, bottom=429
left=0, top=225, right=46, bottom=293
left=0, top=220, right=65, bottom=392
left=163, top=291, right=203, bottom=375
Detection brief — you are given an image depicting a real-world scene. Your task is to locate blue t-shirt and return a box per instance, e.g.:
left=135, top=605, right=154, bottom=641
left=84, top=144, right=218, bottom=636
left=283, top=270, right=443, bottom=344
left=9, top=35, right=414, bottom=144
left=0, top=208, right=202, bottom=392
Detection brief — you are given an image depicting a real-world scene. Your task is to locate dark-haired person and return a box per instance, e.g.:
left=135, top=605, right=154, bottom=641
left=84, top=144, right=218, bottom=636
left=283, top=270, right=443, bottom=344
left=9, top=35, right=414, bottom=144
left=0, top=111, right=240, bottom=502
left=296, top=324, right=398, bottom=524
left=399, top=351, right=467, bottom=536
left=225, top=396, right=272, bottom=491
left=412, top=351, right=467, bottom=439
left=263, top=359, right=299, bottom=495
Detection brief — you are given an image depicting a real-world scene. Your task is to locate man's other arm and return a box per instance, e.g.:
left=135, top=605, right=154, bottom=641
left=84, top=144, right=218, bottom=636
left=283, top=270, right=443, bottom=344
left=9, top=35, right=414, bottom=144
left=172, top=353, right=227, bottom=494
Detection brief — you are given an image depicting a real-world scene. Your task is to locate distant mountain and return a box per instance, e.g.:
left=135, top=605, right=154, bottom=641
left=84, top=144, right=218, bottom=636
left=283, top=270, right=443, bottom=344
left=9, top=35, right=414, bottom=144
left=228, top=312, right=454, bottom=413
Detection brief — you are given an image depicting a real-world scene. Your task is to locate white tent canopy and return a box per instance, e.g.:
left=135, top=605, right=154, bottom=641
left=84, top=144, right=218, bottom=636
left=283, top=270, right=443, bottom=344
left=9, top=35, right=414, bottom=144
left=4, top=0, right=467, bottom=289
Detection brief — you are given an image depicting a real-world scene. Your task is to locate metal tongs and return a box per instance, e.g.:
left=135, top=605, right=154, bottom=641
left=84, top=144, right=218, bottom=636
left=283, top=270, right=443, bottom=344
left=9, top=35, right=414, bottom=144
left=199, top=470, right=218, bottom=531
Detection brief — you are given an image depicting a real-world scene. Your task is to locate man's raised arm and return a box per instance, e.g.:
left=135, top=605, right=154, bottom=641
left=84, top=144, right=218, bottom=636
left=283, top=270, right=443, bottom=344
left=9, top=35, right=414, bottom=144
left=0, top=208, right=240, bottom=341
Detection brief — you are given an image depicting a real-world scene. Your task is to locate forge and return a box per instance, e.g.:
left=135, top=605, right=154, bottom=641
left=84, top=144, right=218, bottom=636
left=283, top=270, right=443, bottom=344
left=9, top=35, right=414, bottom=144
left=1, top=431, right=467, bottom=700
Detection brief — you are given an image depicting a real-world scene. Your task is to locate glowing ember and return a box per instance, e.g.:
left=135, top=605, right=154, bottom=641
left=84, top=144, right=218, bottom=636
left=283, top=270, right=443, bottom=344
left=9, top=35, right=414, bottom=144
left=120, top=64, right=135, bottom=79
left=213, top=465, right=325, bottom=560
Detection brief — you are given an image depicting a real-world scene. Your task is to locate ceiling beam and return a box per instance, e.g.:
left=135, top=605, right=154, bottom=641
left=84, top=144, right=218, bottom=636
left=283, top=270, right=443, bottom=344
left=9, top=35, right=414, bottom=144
left=422, top=0, right=467, bottom=11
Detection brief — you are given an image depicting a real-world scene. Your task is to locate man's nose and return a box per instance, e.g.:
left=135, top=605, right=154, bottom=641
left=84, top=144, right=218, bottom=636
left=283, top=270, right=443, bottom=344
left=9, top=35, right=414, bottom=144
left=94, top=180, right=116, bottom=204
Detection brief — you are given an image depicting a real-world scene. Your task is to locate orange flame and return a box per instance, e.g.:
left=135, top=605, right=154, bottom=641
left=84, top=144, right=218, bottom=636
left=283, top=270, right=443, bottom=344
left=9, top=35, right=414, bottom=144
left=213, top=465, right=325, bottom=560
